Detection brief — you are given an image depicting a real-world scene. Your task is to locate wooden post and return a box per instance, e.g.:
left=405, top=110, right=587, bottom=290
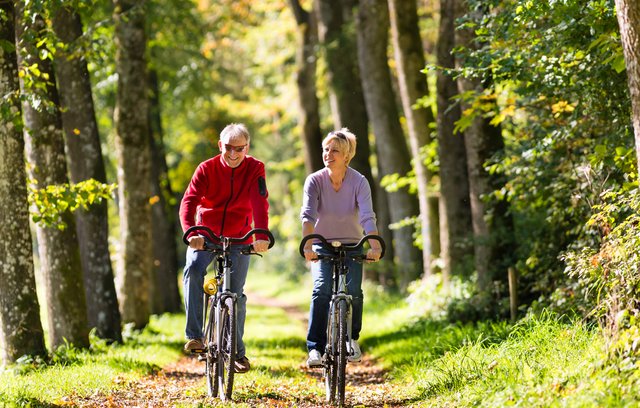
left=508, top=267, right=518, bottom=322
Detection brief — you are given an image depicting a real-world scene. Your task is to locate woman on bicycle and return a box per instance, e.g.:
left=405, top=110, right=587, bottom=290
left=179, top=123, right=271, bottom=373
left=300, top=128, right=382, bottom=367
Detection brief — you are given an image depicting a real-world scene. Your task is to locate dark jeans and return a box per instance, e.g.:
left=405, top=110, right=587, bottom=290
left=306, top=245, right=363, bottom=352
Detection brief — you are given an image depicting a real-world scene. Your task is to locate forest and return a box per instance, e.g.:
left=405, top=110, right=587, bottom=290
left=1, top=0, right=640, bottom=406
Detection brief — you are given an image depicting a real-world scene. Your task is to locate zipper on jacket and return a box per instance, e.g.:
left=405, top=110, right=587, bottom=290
left=220, top=167, right=234, bottom=236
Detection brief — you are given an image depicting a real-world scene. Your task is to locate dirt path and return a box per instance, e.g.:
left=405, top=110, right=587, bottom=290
left=75, top=294, right=409, bottom=407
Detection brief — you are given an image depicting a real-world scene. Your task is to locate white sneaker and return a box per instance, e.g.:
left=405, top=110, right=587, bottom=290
left=348, top=339, right=362, bottom=362
left=307, top=349, right=322, bottom=367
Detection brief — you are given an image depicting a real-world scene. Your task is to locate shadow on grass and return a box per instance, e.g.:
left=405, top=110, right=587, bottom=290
left=1, top=394, right=60, bottom=408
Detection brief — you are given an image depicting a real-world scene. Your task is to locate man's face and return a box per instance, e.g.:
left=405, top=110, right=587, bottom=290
left=218, top=135, right=249, bottom=168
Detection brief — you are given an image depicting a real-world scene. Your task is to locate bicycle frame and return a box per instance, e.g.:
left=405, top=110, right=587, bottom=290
left=299, top=233, right=385, bottom=406
left=183, top=225, right=275, bottom=401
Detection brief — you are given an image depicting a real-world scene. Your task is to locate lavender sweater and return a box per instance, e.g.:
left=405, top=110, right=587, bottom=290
left=300, top=167, right=377, bottom=243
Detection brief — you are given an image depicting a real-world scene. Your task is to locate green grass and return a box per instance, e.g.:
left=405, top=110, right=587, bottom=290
left=0, top=314, right=184, bottom=407
left=2, top=269, right=639, bottom=407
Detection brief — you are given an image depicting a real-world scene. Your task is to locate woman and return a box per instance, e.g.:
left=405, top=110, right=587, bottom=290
left=300, top=128, right=382, bottom=367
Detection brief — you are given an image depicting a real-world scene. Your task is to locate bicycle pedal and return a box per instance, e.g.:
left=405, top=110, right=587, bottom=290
left=189, top=348, right=206, bottom=354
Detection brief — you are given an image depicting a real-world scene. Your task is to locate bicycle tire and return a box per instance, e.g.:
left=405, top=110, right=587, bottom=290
left=217, top=296, right=236, bottom=401
left=324, top=303, right=338, bottom=403
left=336, top=299, right=348, bottom=407
left=204, top=297, right=218, bottom=397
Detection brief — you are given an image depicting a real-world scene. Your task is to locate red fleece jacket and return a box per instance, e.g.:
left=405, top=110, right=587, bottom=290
left=180, top=154, right=269, bottom=243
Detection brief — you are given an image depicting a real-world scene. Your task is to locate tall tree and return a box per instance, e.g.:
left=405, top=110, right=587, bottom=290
left=51, top=3, right=122, bottom=342
left=148, top=68, right=181, bottom=314
left=356, top=0, right=423, bottom=288
left=15, top=0, right=89, bottom=349
left=436, top=0, right=473, bottom=280
left=289, top=0, right=324, bottom=173
left=388, top=0, right=439, bottom=277
left=615, top=0, right=640, bottom=176
left=455, top=5, right=515, bottom=295
left=113, top=0, right=152, bottom=328
left=0, top=0, right=47, bottom=364
left=315, top=0, right=396, bottom=276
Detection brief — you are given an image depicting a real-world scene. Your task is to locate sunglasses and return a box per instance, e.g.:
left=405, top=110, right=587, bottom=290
left=331, top=131, right=347, bottom=140
left=224, top=144, right=247, bottom=153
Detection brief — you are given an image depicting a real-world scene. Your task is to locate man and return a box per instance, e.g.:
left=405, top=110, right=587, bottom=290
left=179, top=123, right=270, bottom=373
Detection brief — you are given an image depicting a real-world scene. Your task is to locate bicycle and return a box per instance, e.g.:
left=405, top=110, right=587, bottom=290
left=182, top=225, right=275, bottom=401
left=299, top=233, right=385, bottom=407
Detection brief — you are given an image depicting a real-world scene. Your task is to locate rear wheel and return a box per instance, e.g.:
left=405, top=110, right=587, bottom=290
left=217, top=296, right=236, bottom=401
left=336, top=299, right=348, bottom=407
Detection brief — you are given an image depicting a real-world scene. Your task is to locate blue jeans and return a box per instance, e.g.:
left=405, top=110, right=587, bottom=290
left=306, top=245, right=364, bottom=352
left=183, top=246, right=250, bottom=358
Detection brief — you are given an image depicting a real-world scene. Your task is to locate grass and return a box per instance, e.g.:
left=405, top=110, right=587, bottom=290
left=0, top=314, right=184, bottom=407
left=2, top=267, right=639, bottom=407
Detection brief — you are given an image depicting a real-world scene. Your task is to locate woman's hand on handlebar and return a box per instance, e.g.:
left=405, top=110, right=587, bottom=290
left=252, top=240, right=270, bottom=253
left=303, top=246, right=318, bottom=262
left=366, top=247, right=382, bottom=263
left=188, top=235, right=205, bottom=250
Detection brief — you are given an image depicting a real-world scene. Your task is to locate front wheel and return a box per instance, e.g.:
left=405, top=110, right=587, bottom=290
left=216, top=296, right=236, bottom=401
left=324, top=302, right=339, bottom=403
left=336, top=299, right=348, bottom=407
left=204, top=297, right=218, bottom=397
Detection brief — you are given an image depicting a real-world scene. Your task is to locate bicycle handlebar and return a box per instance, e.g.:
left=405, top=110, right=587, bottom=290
left=182, top=225, right=275, bottom=249
left=298, top=233, right=385, bottom=260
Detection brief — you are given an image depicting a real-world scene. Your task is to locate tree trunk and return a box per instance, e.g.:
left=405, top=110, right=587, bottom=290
left=356, top=0, right=423, bottom=289
left=148, top=68, right=181, bottom=314
left=388, top=0, right=439, bottom=277
left=0, top=1, right=47, bottom=364
left=289, top=0, right=324, bottom=173
left=436, top=0, right=473, bottom=280
left=113, top=0, right=152, bottom=329
left=15, top=1, right=89, bottom=349
left=51, top=4, right=123, bottom=343
left=615, top=0, right=640, bottom=177
left=455, top=6, right=515, bottom=295
left=315, top=0, right=396, bottom=276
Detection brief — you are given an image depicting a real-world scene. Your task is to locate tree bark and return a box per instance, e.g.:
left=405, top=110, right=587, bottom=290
left=315, top=0, right=396, bottom=276
left=455, top=6, right=515, bottom=294
left=0, top=1, right=47, bottom=364
left=289, top=0, right=324, bottom=173
left=436, top=0, right=473, bottom=280
left=356, top=0, right=423, bottom=289
left=148, top=68, right=181, bottom=314
left=15, top=1, right=89, bottom=349
left=388, top=0, right=439, bottom=277
left=615, top=0, right=640, bottom=177
left=51, top=4, right=122, bottom=343
left=113, top=0, right=152, bottom=328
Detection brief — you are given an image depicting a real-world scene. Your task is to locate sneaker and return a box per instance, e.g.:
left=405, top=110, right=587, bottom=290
left=307, top=349, right=322, bottom=367
left=348, top=339, right=361, bottom=362
left=234, top=356, right=251, bottom=373
left=184, top=338, right=205, bottom=353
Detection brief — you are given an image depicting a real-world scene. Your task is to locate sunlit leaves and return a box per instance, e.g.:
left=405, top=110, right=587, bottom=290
left=28, top=178, right=117, bottom=229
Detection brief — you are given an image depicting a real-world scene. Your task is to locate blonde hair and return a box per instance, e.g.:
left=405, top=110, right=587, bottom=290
left=220, top=123, right=250, bottom=144
left=322, top=128, right=357, bottom=164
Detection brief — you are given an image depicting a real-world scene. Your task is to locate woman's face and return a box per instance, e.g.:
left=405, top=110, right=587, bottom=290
left=218, top=135, right=249, bottom=168
left=323, top=140, right=347, bottom=170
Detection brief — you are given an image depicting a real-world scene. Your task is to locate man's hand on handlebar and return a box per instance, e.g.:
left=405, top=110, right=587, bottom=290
left=252, top=240, right=270, bottom=253
left=188, top=235, right=205, bottom=250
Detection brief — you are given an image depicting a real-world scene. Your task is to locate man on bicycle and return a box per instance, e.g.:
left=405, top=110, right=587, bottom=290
left=180, top=123, right=270, bottom=374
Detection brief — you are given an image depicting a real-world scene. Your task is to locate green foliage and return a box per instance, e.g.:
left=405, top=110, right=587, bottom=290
left=562, top=190, right=640, bottom=365
left=28, top=178, right=116, bottom=229
left=449, top=0, right=636, bottom=308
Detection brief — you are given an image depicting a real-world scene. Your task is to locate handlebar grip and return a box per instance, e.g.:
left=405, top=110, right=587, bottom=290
left=182, top=225, right=217, bottom=246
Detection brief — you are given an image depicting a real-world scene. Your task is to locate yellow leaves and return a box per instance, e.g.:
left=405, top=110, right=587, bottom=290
left=149, top=195, right=161, bottom=205
left=551, top=100, right=575, bottom=117
left=73, top=128, right=81, bottom=135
